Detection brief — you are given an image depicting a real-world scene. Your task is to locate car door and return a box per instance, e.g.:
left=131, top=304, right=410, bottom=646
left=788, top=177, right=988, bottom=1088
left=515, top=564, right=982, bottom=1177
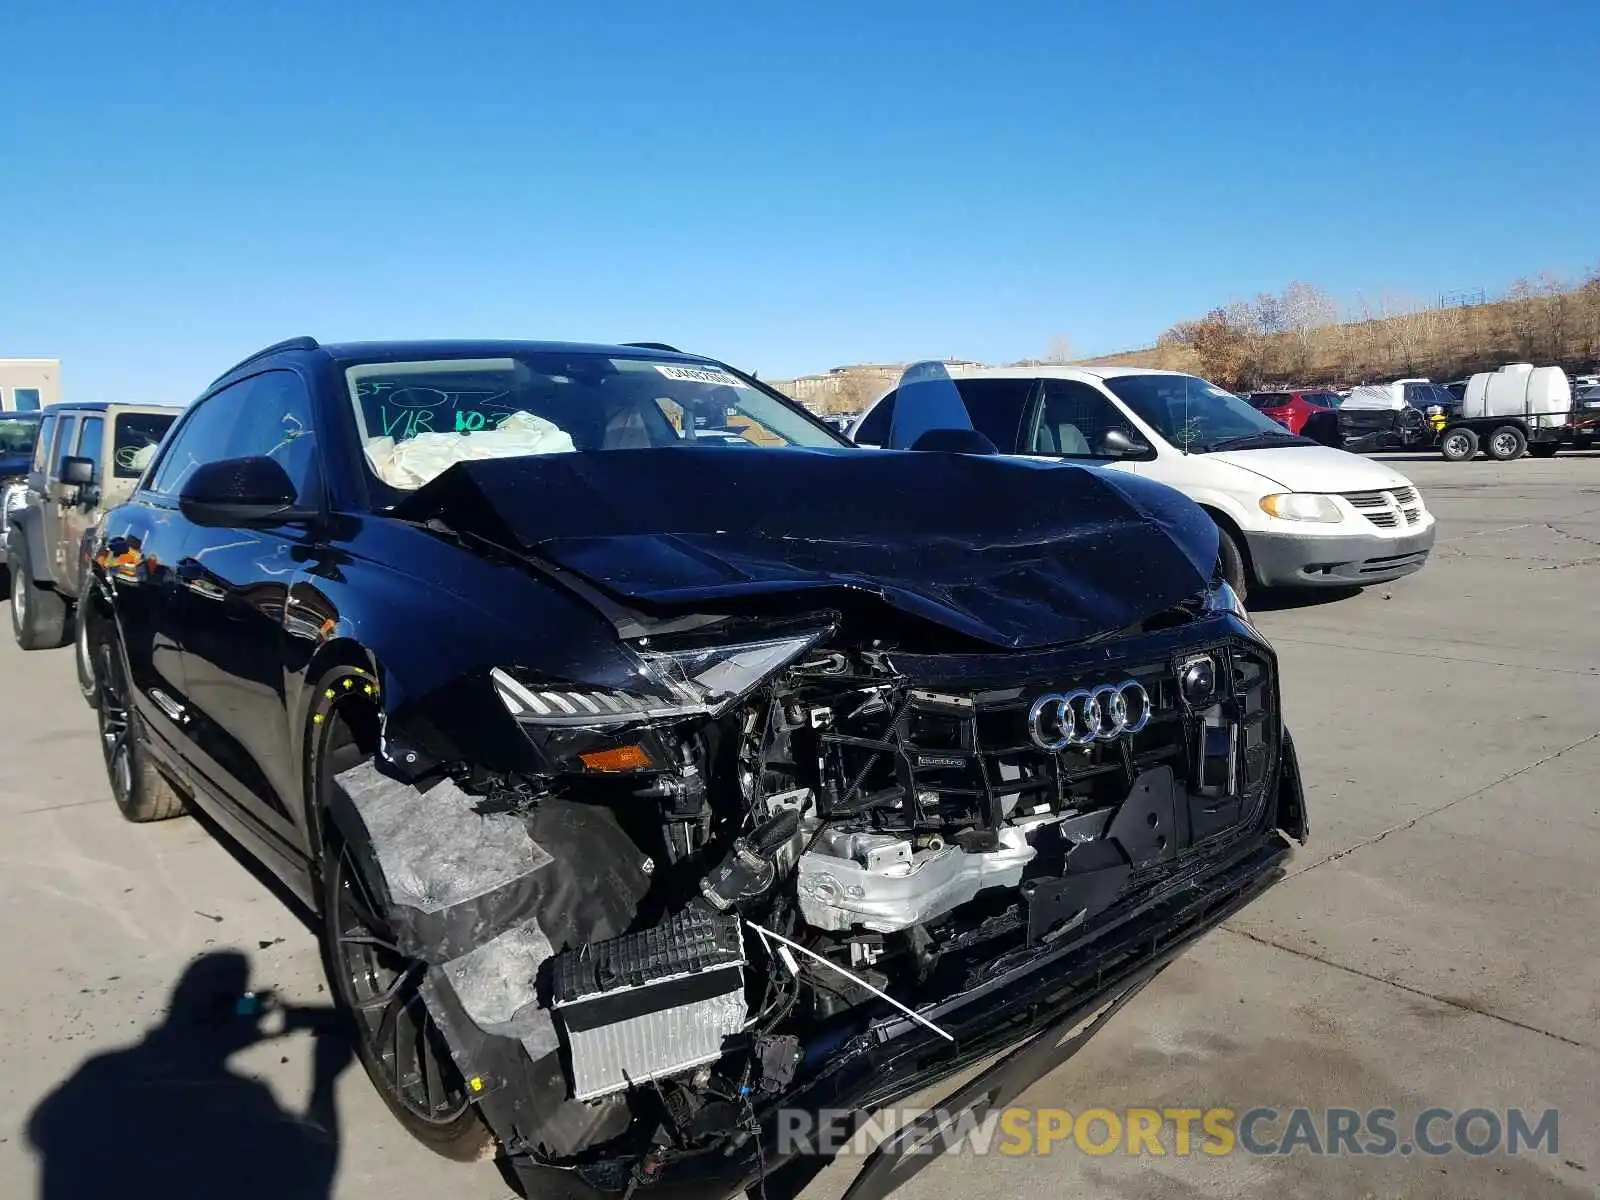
left=171, top=369, right=321, bottom=855
left=1019, top=379, right=1147, bottom=475
left=38, top=413, right=77, bottom=581
left=103, top=403, right=228, bottom=770
left=58, top=414, right=106, bottom=598
left=18, top=410, right=55, bottom=513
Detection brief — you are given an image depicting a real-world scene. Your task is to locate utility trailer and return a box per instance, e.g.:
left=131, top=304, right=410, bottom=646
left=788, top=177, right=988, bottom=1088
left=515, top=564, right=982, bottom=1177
left=1436, top=364, right=1584, bottom=462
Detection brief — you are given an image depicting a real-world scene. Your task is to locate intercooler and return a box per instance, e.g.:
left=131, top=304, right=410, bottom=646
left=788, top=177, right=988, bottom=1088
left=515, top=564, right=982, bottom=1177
left=550, top=909, right=747, bottom=1101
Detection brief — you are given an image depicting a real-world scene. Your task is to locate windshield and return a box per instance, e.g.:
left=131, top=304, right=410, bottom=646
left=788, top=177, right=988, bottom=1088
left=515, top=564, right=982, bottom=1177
left=1404, top=383, right=1456, bottom=410
left=0, top=415, right=40, bottom=458
left=1103, top=374, right=1303, bottom=453
left=345, top=352, right=845, bottom=491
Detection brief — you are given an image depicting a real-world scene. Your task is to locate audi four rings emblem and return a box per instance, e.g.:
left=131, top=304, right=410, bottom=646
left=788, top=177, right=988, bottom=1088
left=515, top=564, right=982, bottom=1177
left=1027, top=680, right=1153, bottom=750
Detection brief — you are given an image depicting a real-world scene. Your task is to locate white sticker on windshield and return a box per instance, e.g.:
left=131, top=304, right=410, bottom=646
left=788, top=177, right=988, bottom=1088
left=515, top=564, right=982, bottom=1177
left=653, top=364, right=749, bottom=388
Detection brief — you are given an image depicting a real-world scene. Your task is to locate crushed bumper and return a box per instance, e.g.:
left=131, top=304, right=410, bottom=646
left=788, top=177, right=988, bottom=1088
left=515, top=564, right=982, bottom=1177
left=508, top=819, right=1300, bottom=1199
left=1246, top=524, right=1435, bottom=588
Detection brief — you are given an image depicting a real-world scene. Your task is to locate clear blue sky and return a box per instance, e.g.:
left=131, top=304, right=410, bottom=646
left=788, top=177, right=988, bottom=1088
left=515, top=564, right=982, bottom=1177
left=3, top=0, right=1596, bottom=400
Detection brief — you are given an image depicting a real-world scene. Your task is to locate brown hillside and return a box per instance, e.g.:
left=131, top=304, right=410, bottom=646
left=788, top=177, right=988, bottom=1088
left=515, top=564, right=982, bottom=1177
left=1078, top=274, right=1600, bottom=390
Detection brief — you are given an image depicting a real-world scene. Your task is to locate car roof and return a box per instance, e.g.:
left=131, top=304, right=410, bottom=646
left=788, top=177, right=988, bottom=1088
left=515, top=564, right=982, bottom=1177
left=210, top=337, right=723, bottom=391
left=40, top=401, right=185, bottom=414
left=319, top=339, right=711, bottom=365
left=944, top=364, right=1193, bottom=382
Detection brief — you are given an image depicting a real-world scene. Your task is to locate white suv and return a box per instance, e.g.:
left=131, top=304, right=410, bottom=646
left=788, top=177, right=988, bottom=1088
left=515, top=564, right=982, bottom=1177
left=851, top=366, right=1436, bottom=599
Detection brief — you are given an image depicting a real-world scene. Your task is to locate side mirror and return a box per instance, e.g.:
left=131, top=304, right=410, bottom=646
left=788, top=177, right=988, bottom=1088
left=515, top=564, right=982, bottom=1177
left=1101, top=428, right=1152, bottom=457
left=59, top=455, right=97, bottom=487
left=178, top=456, right=309, bottom=528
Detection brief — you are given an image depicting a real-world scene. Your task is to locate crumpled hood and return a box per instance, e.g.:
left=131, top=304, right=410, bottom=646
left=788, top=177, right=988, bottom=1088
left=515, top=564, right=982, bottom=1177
left=392, top=447, right=1219, bottom=649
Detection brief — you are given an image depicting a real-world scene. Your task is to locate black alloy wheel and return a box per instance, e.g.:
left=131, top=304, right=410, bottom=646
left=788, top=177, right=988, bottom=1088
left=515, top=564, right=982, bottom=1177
left=327, top=842, right=473, bottom=1130
left=94, top=628, right=185, bottom=821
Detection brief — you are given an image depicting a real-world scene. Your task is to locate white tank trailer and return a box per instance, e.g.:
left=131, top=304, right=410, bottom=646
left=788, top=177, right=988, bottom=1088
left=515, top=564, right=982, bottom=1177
left=1437, top=364, right=1584, bottom=462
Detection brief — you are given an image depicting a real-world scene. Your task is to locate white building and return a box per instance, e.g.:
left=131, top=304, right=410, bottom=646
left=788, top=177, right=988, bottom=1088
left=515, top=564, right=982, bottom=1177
left=0, top=358, right=61, bottom=411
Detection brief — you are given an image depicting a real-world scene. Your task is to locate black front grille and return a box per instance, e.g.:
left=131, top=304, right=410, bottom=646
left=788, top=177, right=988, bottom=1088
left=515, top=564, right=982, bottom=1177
left=816, top=638, right=1280, bottom=849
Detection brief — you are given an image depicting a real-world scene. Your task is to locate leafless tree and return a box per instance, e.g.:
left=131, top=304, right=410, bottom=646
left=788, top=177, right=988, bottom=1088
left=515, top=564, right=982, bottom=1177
left=1044, top=334, right=1073, bottom=364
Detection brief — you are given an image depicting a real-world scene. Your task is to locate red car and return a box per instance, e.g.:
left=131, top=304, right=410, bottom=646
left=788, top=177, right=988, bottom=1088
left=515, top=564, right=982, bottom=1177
left=1247, top=390, right=1343, bottom=445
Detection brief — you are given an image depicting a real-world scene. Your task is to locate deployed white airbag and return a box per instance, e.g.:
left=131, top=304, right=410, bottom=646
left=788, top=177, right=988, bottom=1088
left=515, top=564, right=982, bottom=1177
left=365, top=410, right=576, bottom=489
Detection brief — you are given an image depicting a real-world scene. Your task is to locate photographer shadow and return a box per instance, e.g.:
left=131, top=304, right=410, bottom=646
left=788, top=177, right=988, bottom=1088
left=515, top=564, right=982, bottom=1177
left=26, top=950, right=356, bottom=1200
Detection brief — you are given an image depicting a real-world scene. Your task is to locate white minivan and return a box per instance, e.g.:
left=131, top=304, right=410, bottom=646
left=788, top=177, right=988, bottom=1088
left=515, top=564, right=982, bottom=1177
left=850, top=366, right=1435, bottom=598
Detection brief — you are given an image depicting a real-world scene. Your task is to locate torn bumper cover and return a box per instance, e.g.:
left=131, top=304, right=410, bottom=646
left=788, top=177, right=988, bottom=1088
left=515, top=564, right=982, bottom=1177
left=331, top=716, right=1306, bottom=1198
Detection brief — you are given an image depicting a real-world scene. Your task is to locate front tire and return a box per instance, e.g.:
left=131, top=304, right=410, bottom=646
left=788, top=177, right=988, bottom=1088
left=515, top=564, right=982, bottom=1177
left=93, top=625, right=187, bottom=822
left=1485, top=425, right=1527, bottom=461
left=316, top=710, right=493, bottom=1163
left=1439, top=427, right=1478, bottom=462
left=8, top=534, right=72, bottom=650
left=1215, top=525, right=1250, bottom=603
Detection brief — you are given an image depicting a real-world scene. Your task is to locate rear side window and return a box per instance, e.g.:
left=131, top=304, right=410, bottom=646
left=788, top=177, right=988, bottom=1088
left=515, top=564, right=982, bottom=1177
left=851, top=392, right=896, bottom=446
left=49, top=417, right=78, bottom=480
left=31, top=414, right=56, bottom=471
left=75, top=417, right=106, bottom=480
left=953, top=378, right=1037, bottom=452
left=113, top=412, right=178, bottom=479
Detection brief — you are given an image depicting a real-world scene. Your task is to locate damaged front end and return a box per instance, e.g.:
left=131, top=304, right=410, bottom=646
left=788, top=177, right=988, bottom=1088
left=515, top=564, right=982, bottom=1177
left=333, top=592, right=1306, bottom=1197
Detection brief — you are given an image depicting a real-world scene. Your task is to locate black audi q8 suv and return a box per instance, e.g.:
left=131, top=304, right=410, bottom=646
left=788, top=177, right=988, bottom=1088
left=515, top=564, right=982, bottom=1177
left=81, top=337, right=1306, bottom=1199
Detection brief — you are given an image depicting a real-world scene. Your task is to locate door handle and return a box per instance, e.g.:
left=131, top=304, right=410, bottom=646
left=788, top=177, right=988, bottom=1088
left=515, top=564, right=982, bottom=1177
left=176, top=563, right=225, bottom=602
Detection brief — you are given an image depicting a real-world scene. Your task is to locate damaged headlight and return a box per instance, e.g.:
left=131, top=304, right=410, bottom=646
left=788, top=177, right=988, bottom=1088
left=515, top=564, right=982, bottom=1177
left=491, top=631, right=825, bottom=728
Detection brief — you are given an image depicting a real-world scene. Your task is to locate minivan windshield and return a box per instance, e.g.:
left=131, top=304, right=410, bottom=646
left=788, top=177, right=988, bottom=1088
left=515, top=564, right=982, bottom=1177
left=1104, top=374, right=1308, bottom=453
left=346, top=352, right=846, bottom=491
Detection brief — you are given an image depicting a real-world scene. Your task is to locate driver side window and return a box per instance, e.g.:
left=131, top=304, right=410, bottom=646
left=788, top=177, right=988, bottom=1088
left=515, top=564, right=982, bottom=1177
left=1028, top=381, right=1135, bottom=459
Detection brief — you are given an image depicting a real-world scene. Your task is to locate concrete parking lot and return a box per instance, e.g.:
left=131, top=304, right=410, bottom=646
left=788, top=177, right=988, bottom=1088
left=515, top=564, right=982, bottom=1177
left=1, top=454, right=1597, bottom=1199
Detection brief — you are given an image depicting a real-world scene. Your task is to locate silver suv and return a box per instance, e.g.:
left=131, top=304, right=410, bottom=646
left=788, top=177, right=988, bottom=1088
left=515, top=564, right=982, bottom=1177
left=6, top=402, right=179, bottom=665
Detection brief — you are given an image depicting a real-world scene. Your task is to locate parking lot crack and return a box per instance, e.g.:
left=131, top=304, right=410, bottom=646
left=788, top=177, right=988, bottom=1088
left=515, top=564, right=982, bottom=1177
left=1221, top=926, right=1596, bottom=1050
left=1545, top=522, right=1600, bottom=551
left=1292, top=729, right=1600, bottom=876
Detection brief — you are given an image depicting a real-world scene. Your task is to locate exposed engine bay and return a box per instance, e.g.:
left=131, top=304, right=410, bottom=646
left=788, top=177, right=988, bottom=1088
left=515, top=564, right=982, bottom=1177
left=339, top=617, right=1288, bottom=1181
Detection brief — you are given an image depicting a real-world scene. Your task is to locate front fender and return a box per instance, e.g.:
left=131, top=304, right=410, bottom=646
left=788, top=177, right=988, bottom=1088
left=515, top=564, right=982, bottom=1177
left=6, top=506, right=52, bottom=584
left=283, top=520, right=638, bottom=804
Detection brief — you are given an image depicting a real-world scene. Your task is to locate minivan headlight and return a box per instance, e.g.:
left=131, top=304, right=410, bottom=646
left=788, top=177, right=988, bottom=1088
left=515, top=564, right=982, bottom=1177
left=1259, top=493, right=1341, bottom=523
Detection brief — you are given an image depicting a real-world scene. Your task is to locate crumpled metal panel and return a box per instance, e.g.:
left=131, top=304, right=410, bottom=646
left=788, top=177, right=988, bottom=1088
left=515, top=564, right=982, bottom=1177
left=392, top=446, right=1218, bottom=650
